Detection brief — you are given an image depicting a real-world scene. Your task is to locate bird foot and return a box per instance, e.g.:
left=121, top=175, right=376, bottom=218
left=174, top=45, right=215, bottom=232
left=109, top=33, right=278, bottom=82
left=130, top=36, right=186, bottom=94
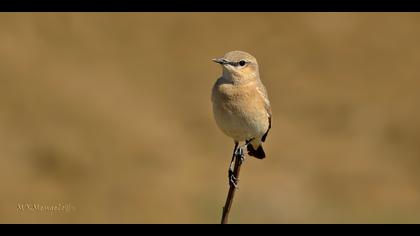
left=229, top=174, right=239, bottom=189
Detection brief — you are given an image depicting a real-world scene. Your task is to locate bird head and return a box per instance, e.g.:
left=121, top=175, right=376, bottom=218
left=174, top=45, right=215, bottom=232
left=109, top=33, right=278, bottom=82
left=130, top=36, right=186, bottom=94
left=212, top=51, right=259, bottom=83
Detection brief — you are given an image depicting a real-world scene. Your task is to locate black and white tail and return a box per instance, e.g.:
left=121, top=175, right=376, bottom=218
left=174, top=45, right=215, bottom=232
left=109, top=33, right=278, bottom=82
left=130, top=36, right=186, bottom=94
left=247, top=144, right=266, bottom=159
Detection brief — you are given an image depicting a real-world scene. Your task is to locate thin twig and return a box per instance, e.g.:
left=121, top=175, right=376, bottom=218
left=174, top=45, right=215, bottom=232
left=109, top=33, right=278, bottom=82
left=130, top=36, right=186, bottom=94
left=221, top=148, right=243, bottom=224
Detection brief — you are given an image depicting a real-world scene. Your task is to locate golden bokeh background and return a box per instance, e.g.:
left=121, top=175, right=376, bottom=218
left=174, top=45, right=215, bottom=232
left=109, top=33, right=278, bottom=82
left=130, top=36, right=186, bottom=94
left=1, top=13, right=420, bottom=223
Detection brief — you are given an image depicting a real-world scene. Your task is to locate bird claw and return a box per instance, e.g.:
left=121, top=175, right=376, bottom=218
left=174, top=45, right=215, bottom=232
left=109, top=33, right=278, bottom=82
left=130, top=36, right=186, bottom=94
left=228, top=168, right=234, bottom=179
left=229, top=174, right=239, bottom=189
left=228, top=169, right=239, bottom=189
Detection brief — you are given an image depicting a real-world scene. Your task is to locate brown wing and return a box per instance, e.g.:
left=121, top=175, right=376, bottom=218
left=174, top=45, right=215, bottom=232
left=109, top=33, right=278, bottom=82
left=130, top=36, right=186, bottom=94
left=257, top=84, right=271, bottom=143
left=262, top=112, right=271, bottom=142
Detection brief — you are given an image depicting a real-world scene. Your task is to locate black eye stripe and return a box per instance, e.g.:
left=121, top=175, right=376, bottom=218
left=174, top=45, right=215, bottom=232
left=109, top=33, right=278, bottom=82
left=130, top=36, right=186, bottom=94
left=229, top=60, right=247, bottom=67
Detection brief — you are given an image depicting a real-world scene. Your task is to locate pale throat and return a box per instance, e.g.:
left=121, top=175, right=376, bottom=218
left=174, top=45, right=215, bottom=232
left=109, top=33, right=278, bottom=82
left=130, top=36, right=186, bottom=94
left=222, top=67, right=259, bottom=85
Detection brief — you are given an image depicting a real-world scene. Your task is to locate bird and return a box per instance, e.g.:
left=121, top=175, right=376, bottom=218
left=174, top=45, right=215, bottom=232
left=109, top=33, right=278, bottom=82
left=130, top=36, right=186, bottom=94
left=211, top=50, right=272, bottom=183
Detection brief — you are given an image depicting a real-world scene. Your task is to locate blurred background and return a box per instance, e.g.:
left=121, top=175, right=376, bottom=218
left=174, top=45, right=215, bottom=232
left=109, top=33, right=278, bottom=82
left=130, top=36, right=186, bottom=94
left=1, top=13, right=420, bottom=223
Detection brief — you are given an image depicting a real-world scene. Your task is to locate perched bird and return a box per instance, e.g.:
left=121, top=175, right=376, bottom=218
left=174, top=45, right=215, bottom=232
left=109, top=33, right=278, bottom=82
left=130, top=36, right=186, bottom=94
left=211, top=50, right=272, bottom=176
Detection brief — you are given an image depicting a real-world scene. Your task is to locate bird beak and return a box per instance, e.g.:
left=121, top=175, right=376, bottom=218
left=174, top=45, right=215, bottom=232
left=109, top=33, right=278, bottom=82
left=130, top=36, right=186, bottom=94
left=212, top=58, right=228, bottom=65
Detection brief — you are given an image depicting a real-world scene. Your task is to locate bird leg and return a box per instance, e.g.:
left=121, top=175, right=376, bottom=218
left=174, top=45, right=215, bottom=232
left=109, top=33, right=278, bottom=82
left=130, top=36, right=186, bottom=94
left=227, top=140, right=253, bottom=188
left=229, top=146, right=245, bottom=189
left=238, top=138, right=254, bottom=165
left=228, top=142, right=239, bottom=188
left=236, top=146, right=245, bottom=166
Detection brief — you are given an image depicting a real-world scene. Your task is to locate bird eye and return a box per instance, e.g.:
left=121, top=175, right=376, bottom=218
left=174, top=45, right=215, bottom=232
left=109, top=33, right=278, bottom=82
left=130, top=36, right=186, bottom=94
left=239, top=60, right=246, bottom=66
